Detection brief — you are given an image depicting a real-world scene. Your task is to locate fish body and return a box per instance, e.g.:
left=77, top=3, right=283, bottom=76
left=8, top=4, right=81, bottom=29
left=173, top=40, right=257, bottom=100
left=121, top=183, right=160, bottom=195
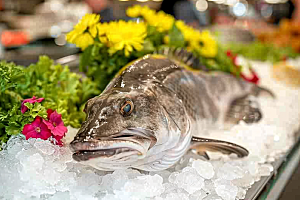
left=70, top=52, right=264, bottom=171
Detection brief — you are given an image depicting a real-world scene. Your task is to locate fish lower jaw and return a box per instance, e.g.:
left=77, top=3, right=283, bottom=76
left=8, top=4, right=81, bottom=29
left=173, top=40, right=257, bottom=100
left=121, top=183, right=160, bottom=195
left=72, top=147, right=141, bottom=161
left=71, top=140, right=149, bottom=162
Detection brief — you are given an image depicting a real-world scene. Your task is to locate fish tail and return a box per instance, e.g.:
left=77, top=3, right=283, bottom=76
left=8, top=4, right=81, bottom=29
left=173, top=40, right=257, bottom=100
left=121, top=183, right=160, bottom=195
left=154, top=47, right=209, bottom=72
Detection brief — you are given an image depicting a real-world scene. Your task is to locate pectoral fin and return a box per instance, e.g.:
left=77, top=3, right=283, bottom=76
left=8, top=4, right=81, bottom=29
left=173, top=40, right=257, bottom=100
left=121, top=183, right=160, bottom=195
left=252, top=86, right=275, bottom=98
left=190, top=136, right=249, bottom=159
left=226, top=96, right=262, bottom=124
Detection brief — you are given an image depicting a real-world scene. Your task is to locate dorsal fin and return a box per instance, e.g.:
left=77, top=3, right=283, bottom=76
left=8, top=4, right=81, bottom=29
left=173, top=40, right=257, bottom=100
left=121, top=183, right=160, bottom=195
left=154, top=47, right=209, bottom=72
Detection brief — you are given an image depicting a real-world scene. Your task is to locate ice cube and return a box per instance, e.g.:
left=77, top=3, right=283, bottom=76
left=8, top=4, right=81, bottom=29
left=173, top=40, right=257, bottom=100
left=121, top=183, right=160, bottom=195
left=34, top=139, right=56, bottom=155
left=150, top=170, right=171, bottom=182
left=214, top=179, right=238, bottom=200
left=43, top=168, right=61, bottom=185
left=48, top=192, right=70, bottom=200
left=236, top=187, right=247, bottom=199
left=232, top=173, right=255, bottom=188
left=111, top=170, right=130, bottom=191
left=192, top=159, right=215, bottom=179
left=120, top=174, right=164, bottom=198
left=22, top=153, right=44, bottom=171
left=243, top=159, right=259, bottom=176
left=202, top=180, right=215, bottom=195
left=162, top=183, right=178, bottom=195
left=165, top=192, right=189, bottom=200
left=101, top=193, right=119, bottom=200
left=70, top=169, right=101, bottom=197
left=173, top=167, right=204, bottom=194
left=189, top=190, right=208, bottom=200
left=168, top=172, right=179, bottom=183
left=69, top=192, right=98, bottom=200
left=217, top=163, right=244, bottom=180
left=257, top=164, right=274, bottom=176
left=124, top=169, right=141, bottom=179
left=100, top=172, right=119, bottom=193
left=203, top=194, right=223, bottom=200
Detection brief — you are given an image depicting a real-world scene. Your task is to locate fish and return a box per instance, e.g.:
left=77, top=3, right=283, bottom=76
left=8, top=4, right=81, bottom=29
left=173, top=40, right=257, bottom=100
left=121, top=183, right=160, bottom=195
left=70, top=48, right=273, bottom=171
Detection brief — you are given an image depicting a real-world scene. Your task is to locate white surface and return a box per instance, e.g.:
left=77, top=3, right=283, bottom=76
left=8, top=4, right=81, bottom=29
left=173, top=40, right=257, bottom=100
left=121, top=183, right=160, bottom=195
left=0, top=58, right=300, bottom=200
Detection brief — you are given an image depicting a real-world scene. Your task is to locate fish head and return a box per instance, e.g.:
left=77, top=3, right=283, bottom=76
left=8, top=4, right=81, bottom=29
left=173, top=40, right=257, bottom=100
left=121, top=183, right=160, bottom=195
left=70, top=88, right=172, bottom=171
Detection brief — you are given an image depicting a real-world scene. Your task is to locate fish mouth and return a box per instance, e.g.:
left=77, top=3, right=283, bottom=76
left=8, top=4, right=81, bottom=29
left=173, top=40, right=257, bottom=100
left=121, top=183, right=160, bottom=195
left=70, top=128, right=157, bottom=162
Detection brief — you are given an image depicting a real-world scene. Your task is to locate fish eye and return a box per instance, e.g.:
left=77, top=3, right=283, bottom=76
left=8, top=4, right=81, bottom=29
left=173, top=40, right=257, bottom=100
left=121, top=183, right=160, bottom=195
left=120, top=100, right=134, bottom=116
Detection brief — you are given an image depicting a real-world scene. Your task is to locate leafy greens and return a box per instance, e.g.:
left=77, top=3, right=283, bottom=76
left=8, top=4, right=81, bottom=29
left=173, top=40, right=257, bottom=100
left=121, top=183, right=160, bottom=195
left=0, top=56, right=100, bottom=146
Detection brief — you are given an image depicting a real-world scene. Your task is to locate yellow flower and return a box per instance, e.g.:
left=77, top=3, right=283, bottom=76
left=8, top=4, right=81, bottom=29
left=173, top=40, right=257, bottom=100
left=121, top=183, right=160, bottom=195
left=175, top=21, right=217, bottom=57
left=175, top=20, right=201, bottom=43
left=144, top=10, right=175, bottom=32
left=127, top=5, right=174, bottom=32
left=66, top=13, right=100, bottom=50
left=104, top=21, right=147, bottom=57
left=97, top=22, right=110, bottom=36
left=190, top=30, right=218, bottom=58
left=70, top=33, right=94, bottom=50
left=126, top=5, right=143, bottom=18
left=139, top=6, right=154, bottom=17
left=164, top=35, right=170, bottom=44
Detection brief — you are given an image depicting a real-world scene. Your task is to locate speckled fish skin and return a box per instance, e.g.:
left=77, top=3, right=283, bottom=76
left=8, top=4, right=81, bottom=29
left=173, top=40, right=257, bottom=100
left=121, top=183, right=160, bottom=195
left=70, top=55, right=256, bottom=171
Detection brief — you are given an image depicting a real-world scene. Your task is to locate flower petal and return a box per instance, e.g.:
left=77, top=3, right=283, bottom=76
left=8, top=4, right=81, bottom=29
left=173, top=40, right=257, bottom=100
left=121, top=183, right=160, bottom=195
left=24, top=130, right=39, bottom=140
left=21, top=104, right=28, bottom=114
left=22, top=124, right=35, bottom=139
left=31, top=116, right=42, bottom=127
left=39, top=121, right=52, bottom=140
left=53, top=126, right=67, bottom=137
left=47, top=109, right=54, bottom=119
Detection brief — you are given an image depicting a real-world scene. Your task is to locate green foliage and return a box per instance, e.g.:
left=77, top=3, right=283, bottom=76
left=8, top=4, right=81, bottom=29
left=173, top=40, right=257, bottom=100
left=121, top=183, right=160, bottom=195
left=225, top=41, right=299, bottom=63
left=190, top=45, right=241, bottom=76
left=146, top=26, right=164, bottom=48
left=168, top=23, right=185, bottom=48
left=0, top=56, right=100, bottom=146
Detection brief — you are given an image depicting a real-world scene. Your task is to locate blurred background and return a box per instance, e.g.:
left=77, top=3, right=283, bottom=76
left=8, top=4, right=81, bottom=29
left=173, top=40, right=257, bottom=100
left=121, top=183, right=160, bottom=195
left=0, top=0, right=299, bottom=65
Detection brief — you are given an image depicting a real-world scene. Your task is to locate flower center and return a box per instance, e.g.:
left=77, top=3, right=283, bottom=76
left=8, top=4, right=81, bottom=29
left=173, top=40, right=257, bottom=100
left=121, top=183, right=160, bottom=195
left=35, top=127, right=41, bottom=133
left=53, top=122, right=57, bottom=127
left=199, top=41, right=204, bottom=47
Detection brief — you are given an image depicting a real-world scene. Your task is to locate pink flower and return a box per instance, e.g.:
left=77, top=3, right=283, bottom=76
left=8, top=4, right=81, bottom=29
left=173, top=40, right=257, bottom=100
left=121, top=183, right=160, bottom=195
left=52, top=135, right=64, bottom=146
left=226, top=50, right=232, bottom=57
left=43, top=109, right=68, bottom=137
left=21, top=96, right=44, bottom=114
left=241, top=68, right=260, bottom=85
left=22, top=116, right=52, bottom=140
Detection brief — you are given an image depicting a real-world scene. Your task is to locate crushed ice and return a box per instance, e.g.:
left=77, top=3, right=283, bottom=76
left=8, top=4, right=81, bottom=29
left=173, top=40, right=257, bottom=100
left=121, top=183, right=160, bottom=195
left=1, top=58, right=300, bottom=200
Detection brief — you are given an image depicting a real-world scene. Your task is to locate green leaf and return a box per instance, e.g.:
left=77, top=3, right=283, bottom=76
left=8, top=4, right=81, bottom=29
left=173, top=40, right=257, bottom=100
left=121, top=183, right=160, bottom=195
left=224, top=41, right=299, bottom=63
left=79, top=45, right=93, bottom=72
left=168, top=23, right=185, bottom=48
left=143, top=39, right=155, bottom=52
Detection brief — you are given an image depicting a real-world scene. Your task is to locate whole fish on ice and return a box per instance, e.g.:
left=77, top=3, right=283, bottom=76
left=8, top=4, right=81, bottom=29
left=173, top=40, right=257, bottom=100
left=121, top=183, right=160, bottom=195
left=70, top=48, right=272, bottom=171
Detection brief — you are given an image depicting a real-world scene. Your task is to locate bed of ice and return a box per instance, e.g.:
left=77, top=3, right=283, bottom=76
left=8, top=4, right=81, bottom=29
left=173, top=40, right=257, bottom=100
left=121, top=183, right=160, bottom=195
left=1, top=58, right=300, bottom=200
